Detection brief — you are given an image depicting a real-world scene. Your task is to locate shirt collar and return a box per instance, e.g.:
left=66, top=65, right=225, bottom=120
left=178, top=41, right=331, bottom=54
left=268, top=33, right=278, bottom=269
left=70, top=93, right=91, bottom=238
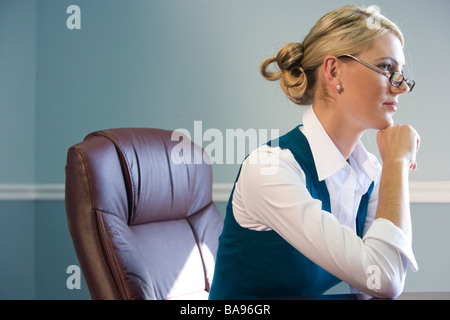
left=300, top=106, right=378, bottom=182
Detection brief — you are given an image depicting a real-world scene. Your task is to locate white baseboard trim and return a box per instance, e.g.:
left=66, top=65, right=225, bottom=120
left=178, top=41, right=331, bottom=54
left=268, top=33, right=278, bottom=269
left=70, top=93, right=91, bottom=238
left=0, top=181, right=449, bottom=203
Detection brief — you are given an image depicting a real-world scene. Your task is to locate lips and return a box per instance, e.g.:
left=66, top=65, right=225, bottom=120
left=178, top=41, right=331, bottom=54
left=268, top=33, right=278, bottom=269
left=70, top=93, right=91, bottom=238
left=384, top=101, right=398, bottom=111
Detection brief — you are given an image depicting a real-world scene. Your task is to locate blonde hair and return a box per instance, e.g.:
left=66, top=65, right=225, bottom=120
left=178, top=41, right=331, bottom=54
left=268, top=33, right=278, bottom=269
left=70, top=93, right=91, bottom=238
left=260, top=5, right=404, bottom=105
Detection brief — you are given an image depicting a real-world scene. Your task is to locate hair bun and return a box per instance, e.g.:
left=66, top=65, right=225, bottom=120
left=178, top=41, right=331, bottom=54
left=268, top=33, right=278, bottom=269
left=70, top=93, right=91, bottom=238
left=278, top=42, right=304, bottom=72
left=260, top=43, right=305, bottom=81
left=260, top=42, right=310, bottom=105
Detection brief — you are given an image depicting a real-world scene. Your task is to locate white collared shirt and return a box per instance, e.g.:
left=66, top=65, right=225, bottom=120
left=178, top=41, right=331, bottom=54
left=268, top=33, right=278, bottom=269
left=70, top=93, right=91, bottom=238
left=232, top=106, right=418, bottom=298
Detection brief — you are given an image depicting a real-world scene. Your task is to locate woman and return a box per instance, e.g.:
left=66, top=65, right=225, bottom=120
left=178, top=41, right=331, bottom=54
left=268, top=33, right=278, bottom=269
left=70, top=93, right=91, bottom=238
left=209, top=5, right=420, bottom=299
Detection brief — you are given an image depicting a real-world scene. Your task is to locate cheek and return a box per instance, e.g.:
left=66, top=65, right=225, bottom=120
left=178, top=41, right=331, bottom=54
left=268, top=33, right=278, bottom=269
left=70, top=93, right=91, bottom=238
left=345, top=69, right=375, bottom=97
left=346, top=80, right=378, bottom=106
left=352, top=76, right=387, bottom=104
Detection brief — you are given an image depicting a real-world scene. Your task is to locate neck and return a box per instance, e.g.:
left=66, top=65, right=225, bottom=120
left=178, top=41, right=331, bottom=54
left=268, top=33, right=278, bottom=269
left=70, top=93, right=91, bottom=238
left=312, top=103, right=364, bottom=160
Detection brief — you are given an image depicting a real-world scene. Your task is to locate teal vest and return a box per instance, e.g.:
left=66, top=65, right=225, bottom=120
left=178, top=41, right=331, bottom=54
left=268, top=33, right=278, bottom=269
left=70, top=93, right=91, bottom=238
left=209, top=126, right=374, bottom=300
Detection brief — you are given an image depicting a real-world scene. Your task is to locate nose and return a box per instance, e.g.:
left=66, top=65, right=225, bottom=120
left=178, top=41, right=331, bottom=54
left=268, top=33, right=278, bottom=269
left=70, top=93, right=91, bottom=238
left=391, top=80, right=410, bottom=95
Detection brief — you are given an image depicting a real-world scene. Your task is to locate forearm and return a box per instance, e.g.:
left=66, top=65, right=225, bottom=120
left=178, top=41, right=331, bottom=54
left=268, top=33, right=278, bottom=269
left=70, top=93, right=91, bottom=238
left=375, top=158, right=412, bottom=240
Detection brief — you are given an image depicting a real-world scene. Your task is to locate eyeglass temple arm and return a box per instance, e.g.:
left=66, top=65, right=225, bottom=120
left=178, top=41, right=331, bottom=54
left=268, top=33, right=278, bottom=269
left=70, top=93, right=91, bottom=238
left=337, top=54, right=388, bottom=76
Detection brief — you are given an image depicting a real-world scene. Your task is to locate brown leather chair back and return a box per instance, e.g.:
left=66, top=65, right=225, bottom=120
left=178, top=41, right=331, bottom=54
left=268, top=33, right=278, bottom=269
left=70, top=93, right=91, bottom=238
left=65, top=128, right=223, bottom=299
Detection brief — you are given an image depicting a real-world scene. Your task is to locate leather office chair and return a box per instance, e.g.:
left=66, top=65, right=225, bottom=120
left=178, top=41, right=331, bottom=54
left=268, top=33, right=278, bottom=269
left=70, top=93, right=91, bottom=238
left=65, top=128, right=223, bottom=300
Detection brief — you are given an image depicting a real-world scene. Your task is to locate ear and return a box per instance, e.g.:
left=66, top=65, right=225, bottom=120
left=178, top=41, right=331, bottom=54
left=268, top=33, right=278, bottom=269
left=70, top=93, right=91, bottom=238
left=322, top=55, right=342, bottom=89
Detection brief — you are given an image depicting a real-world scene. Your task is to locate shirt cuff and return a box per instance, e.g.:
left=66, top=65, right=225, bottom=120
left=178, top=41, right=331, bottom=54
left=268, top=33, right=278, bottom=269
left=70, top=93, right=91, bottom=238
left=363, top=218, right=419, bottom=272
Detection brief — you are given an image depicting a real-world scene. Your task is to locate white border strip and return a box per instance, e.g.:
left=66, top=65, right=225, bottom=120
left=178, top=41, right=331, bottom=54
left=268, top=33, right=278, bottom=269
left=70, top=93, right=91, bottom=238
left=0, top=182, right=449, bottom=203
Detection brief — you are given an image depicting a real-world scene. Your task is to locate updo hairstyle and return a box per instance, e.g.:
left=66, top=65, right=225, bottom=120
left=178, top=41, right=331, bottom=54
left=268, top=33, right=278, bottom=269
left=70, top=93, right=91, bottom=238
left=260, top=5, right=404, bottom=105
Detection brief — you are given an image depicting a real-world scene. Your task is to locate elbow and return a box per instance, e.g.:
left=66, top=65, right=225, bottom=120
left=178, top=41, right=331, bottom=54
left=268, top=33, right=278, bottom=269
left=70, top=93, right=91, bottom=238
left=360, top=238, right=412, bottom=299
left=369, top=282, right=404, bottom=299
left=363, top=265, right=405, bottom=299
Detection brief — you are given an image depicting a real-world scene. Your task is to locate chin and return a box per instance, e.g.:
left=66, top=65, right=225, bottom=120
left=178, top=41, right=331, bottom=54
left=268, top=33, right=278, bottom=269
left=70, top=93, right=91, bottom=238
left=373, top=118, right=394, bottom=130
left=386, top=116, right=395, bottom=127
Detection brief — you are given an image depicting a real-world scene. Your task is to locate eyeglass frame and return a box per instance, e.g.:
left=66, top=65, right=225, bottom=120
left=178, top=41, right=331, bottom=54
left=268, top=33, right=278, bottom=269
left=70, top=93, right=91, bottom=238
left=337, top=54, right=415, bottom=92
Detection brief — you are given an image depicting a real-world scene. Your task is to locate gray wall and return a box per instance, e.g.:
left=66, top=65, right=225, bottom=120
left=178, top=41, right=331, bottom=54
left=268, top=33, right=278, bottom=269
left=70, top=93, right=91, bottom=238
left=0, top=0, right=35, bottom=183
left=1, top=0, right=449, bottom=299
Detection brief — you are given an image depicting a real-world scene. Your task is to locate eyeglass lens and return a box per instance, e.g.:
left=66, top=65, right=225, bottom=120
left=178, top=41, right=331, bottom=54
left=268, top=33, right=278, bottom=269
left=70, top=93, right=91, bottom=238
left=390, top=72, right=415, bottom=91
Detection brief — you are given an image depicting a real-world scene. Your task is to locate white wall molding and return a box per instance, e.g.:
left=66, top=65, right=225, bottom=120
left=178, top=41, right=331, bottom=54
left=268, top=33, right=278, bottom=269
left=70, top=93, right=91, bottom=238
left=0, top=181, right=449, bottom=203
left=0, top=184, right=65, bottom=201
left=212, top=183, right=234, bottom=202
left=408, top=181, right=450, bottom=204
left=0, top=184, right=36, bottom=201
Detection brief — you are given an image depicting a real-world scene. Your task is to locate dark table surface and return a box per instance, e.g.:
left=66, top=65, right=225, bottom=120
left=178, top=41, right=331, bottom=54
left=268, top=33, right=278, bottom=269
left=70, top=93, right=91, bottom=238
left=285, top=292, right=450, bottom=300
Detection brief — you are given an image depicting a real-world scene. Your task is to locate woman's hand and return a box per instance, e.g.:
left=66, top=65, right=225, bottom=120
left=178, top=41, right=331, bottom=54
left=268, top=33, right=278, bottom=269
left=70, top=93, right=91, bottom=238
left=376, top=125, right=420, bottom=171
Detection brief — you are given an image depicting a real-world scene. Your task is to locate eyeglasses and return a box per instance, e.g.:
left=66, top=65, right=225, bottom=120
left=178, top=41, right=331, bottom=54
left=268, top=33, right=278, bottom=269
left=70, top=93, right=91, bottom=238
left=337, top=54, right=415, bottom=92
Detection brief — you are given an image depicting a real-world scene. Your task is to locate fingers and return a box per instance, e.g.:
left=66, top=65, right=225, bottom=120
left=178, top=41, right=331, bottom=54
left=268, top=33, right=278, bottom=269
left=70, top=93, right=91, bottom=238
left=376, top=124, right=420, bottom=171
